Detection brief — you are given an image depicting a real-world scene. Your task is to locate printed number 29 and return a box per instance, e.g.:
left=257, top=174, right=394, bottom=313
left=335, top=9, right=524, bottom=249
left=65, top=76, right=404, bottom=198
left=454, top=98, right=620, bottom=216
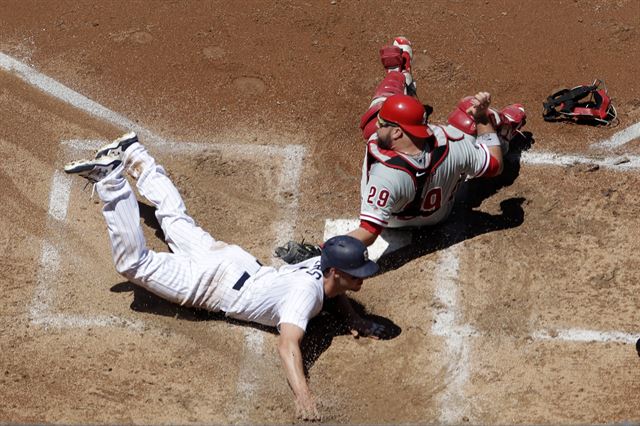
left=367, top=186, right=389, bottom=207
left=421, top=187, right=442, bottom=213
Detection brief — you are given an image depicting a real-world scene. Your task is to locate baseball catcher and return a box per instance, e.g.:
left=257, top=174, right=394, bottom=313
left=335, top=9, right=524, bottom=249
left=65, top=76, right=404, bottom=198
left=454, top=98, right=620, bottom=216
left=277, top=37, right=527, bottom=260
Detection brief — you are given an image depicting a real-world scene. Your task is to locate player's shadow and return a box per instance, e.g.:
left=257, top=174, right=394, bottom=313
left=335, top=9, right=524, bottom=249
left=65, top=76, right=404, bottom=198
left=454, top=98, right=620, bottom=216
left=459, top=131, right=534, bottom=209
left=138, top=201, right=166, bottom=241
left=377, top=131, right=534, bottom=272
left=110, top=281, right=400, bottom=375
left=300, top=297, right=401, bottom=374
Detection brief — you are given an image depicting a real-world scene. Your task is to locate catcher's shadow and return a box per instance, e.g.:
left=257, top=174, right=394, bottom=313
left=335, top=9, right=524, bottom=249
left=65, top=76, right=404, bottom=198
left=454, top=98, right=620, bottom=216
left=377, top=132, right=533, bottom=272
left=377, top=197, right=526, bottom=272
left=458, top=130, right=534, bottom=209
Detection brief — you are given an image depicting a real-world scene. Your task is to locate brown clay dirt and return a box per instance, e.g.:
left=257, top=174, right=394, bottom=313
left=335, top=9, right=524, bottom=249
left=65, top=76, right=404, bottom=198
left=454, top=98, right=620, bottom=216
left=1, top=0, right=640, bottom=424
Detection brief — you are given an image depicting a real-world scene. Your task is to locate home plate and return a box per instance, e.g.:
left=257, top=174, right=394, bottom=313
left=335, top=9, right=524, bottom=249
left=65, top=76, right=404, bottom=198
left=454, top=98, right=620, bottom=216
left=323, top=218, right=412, bottom=261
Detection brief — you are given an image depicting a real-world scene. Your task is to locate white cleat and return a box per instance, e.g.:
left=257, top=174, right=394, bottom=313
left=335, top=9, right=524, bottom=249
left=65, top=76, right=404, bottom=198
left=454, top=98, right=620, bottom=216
left=64, top=155, right=122, bottom=183
left=95, top=132, right=138, bottom=160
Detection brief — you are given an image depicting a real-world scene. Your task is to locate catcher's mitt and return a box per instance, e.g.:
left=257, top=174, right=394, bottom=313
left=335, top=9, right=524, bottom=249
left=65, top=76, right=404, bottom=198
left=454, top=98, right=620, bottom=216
left=274, top=240, right=321, bottom=264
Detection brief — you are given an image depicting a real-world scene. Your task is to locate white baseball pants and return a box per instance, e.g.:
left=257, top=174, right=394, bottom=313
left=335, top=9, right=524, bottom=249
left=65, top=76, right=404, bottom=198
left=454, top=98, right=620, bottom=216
left=95, top=144, right=261, bottom=311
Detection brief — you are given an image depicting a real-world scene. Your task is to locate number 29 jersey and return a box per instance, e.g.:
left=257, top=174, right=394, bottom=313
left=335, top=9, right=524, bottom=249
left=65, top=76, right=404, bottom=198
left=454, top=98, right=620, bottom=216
left=359, top=124, right=492, bottom=229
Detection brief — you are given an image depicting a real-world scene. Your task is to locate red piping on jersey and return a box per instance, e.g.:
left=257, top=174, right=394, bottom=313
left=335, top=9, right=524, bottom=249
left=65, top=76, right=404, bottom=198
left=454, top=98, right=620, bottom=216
left=427, top=142, right=449, bottom=171
left=475, top=143, right=490, bottom=177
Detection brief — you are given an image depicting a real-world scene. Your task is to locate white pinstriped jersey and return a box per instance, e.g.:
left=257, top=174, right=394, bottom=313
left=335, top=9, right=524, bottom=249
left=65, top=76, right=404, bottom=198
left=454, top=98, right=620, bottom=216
left=95, top=143, right=324, bottom=333
left=224, top=257, right=324, bottom=330
left=360, top=124, right=491, bottom=228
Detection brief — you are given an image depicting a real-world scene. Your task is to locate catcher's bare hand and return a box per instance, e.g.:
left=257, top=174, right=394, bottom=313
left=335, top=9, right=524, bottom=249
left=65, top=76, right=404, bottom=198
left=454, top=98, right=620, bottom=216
left=465, top=91, right=492, bottom=122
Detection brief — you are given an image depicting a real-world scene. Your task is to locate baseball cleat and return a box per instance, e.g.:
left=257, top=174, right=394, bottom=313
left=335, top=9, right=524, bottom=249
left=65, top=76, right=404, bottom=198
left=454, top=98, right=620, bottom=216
left=392, top=36, right=413, bottom=73
left=380, top=36, right=413, bottom=73
left=379, top=37, right=417, bottom=96
left=95, top=132, right=138, bottom=160
left=64, top=155, right=122, bottom=183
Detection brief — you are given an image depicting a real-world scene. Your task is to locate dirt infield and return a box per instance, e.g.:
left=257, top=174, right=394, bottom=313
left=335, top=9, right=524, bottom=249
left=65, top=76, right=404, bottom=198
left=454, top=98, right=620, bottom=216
left=1, top=0, right=639, bottom=424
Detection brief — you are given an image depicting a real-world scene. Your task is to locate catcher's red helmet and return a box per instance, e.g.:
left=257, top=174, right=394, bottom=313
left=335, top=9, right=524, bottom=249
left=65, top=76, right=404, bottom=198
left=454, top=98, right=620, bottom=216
left=378, top=94, right=432, bottom=139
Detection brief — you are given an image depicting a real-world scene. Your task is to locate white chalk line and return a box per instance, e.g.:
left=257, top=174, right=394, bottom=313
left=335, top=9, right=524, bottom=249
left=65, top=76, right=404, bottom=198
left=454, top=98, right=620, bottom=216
left=533, top=328, right=638, bottom=345
left=0, top=52, right=167, bottom=145
left=521, top=151, right=640, bottom=170
left=1, top=45, right=305, bottom=421
left=62, top=138, right=304, bottom=158
left=272, top=144, right=306, bottom=246
left=48, top=170, right=72, bottom=222
left=431, top=245, right=474, bottom=423
left=55, top=139, right=306, bottom=421
left=31, top=240, right=59, bottom=320
left=590, top=121, right=640, bottom=150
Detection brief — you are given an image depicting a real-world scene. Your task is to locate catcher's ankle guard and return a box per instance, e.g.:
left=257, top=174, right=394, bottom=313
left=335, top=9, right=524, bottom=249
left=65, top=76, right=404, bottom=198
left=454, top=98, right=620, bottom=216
left=543, top=79, right=617, bottom=125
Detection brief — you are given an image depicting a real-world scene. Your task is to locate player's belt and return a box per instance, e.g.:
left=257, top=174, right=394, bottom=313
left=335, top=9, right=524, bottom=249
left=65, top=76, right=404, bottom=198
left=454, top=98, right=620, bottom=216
left=231, top=260, right=262, bottom=291
left=232, top=272, right=251, bottom=291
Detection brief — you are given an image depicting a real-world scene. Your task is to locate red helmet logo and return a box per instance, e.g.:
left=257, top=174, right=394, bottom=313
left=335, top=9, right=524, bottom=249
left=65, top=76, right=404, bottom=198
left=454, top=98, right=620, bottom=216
left=378, top=95, right=432, bottom=139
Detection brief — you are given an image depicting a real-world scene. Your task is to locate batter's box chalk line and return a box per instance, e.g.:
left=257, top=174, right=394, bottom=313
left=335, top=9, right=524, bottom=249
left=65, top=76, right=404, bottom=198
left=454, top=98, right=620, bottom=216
left=5, top=50, right=640, bottom=423
left=324, top=218, right=639, bottom=347
left=34, top=139, right=305, bottom=329
left=1, top=51, right=304, bottom=422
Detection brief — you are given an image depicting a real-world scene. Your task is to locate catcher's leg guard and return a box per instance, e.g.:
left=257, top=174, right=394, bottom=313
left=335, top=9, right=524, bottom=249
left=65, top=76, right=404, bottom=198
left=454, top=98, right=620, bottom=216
left=360, top=71, right=411, bottom=140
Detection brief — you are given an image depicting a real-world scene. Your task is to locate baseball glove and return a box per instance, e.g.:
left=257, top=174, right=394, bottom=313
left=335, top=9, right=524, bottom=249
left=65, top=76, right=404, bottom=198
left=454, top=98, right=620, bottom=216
left=274, top=240, right=321, bottom=264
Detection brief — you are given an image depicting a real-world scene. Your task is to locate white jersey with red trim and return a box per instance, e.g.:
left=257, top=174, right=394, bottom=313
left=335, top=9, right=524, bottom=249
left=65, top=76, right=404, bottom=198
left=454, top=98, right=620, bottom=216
left=359, top=124, right=491, bottom=229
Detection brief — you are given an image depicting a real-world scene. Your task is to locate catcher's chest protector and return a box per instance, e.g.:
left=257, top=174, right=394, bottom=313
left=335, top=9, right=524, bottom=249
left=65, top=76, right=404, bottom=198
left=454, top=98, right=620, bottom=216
left=366, top=138, right=450, bottom=218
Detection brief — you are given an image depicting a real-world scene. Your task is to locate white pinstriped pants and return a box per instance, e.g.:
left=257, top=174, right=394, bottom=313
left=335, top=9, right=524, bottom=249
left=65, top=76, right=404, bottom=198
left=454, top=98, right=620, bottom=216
left=94, top=144, right=261, bottom=311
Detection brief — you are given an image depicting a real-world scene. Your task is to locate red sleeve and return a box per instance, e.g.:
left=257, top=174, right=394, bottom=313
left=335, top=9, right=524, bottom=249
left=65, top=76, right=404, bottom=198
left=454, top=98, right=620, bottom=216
left=360, top=219, right=383, bottom=235
left=482, top=154, right=502, bottom=178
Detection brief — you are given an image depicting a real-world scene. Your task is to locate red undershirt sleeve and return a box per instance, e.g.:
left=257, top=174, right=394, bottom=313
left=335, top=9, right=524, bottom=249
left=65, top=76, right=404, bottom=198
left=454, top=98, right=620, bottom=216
left=360, top=219, right=383, bottom=235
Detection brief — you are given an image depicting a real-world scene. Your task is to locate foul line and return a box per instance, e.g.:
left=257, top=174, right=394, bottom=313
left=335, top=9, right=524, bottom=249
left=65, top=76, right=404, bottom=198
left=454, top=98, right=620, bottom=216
left=521, top=151, right=640, bottom=170
left=0, top=52, right=167, bottom=145
left=2, top=49, right=307, bottom=423
left=591, top=122, right=640, bottom=150
left=533, top=328, right=637, bottom=344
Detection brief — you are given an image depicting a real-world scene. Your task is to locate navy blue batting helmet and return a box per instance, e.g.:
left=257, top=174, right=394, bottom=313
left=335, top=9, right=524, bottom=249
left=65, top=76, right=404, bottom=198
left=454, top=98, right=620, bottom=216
left=320, top=235, right=379, bottom=278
